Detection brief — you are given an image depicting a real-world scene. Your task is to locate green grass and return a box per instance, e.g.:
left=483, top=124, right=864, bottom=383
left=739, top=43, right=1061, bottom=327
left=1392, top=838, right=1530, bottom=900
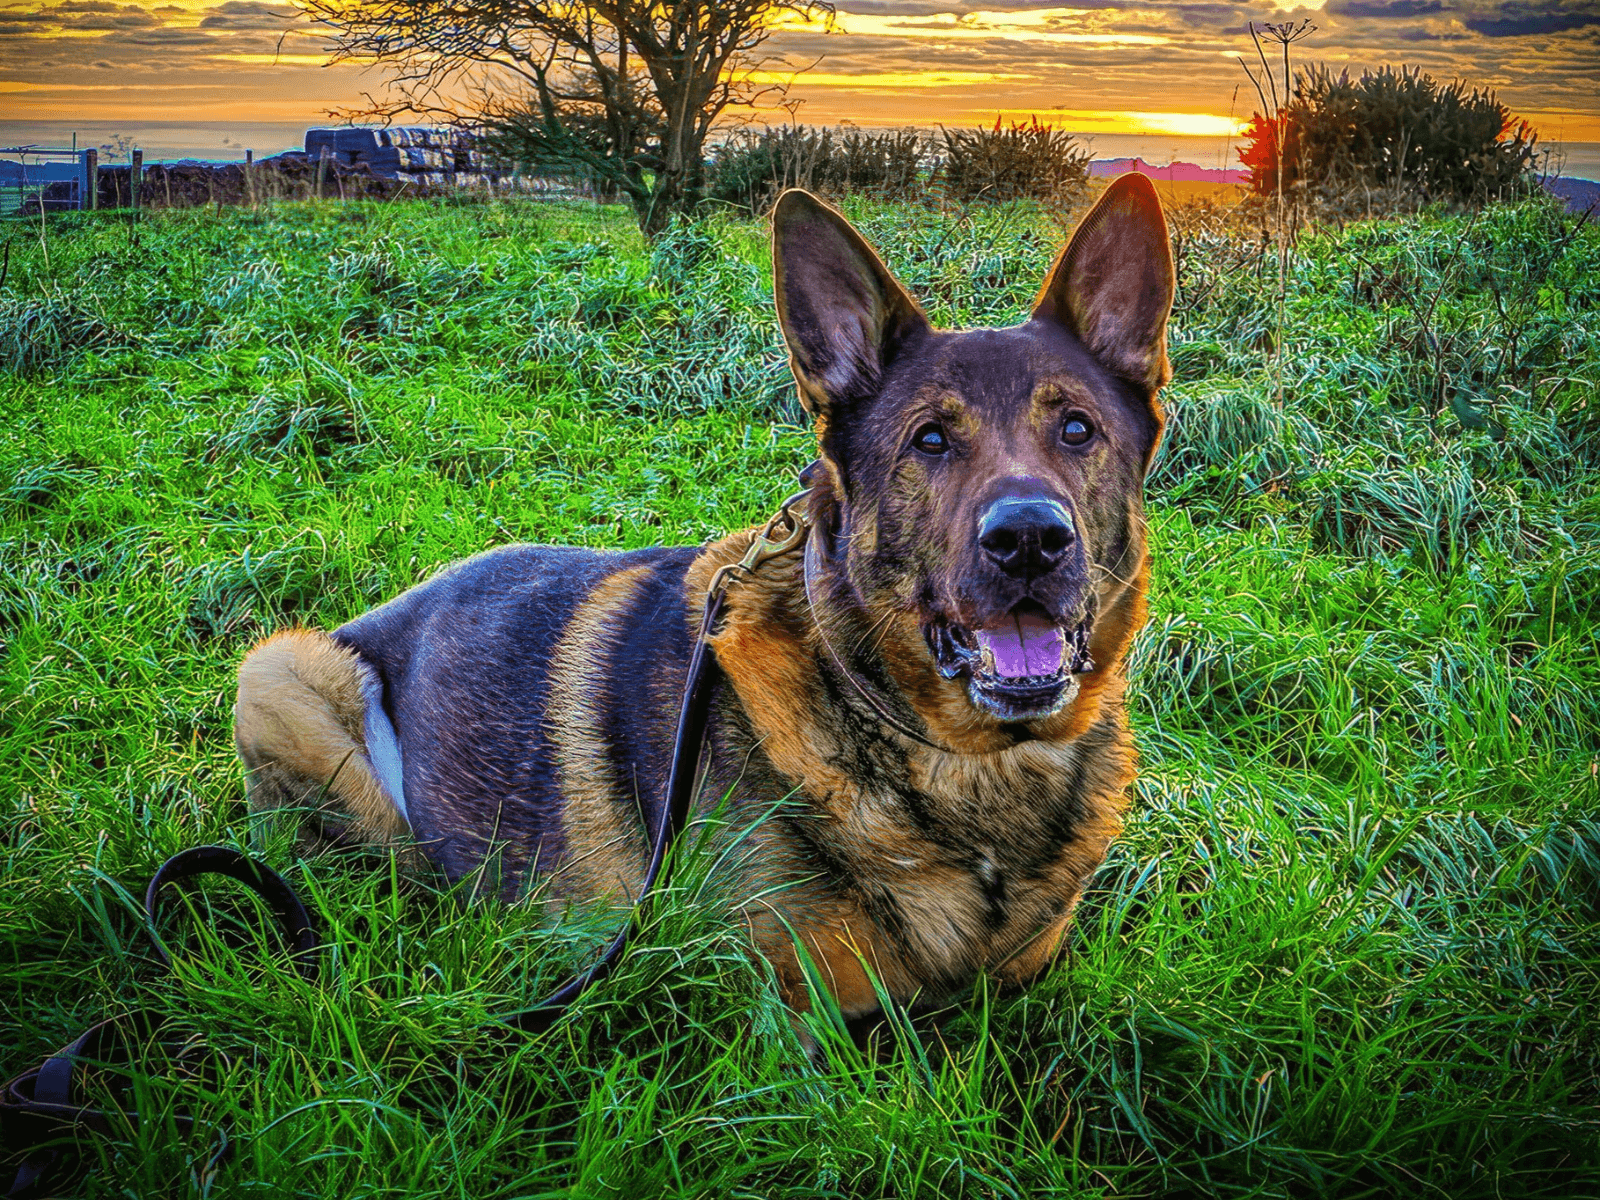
left=2, top=191, right=1597, bottom=1198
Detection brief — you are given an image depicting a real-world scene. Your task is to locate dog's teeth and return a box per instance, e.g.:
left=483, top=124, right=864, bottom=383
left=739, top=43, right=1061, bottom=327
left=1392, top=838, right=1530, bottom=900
left=937, top=627, right=966, bottom=678
left=927, top=623, right=981, bottom=679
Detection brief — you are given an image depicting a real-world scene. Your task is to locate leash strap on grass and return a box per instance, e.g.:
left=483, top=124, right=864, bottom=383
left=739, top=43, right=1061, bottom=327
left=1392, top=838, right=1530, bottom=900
left=143, top=845, right=320, bottom=979
left=500, top=586, right=729, bottom=1033
left=499, top=483, right=811, bottom=1031
left=0, top=848, right=311, bottom=1198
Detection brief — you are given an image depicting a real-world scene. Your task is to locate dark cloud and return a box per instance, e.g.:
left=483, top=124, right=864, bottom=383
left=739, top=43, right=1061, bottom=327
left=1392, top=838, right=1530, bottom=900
left=198, top=1, right=294, bottom=30
left=1393, top=23, right=1468, bottom=40
left=1326, top=0, right=1444, bottom=15
left=1462, top=7, right=1600, bottom=36
left=832, top=1, right=970, bottom=14
left=1326, top=0, right=1600, bottom=37
left=68, top=9, right=160, bottom=28
left=111, top=24, right=216, bottom=42
left=8, top=1, right=167, bottom=31
left=1175, top=5, right=1245, bottom=27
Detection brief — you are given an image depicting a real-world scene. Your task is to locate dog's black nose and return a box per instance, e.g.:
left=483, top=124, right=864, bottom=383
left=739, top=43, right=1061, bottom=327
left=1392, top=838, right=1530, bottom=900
left=978, top=498, right=1076, bottom=577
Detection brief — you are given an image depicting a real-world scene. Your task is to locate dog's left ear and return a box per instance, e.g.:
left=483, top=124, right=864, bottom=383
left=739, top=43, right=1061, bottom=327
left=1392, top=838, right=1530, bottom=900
left=772, top=189, right=929, bottom=417
left=1032, top=173, right=1175, bottom=392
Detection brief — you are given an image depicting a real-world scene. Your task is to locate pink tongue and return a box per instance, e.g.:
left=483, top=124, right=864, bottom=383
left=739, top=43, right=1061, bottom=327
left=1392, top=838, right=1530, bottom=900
left=975, top=611, right=1065, bottom=679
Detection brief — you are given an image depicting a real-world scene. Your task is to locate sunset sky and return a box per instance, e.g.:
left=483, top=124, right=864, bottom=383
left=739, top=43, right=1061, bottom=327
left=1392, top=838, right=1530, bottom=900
left=2, top=0, right=1597, bottom=148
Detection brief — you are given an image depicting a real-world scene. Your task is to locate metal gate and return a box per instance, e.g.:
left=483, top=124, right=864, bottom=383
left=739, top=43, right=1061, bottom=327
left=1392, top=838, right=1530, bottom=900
left=0, top=146, right=93, bottom=215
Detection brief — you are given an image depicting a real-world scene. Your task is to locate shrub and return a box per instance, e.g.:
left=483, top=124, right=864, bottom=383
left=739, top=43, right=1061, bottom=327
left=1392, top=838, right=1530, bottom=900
left=937, top=118, right=1090, bottom=206
left=706, top=125, right=926, bottom=212
left=1240, top=65, right=1536, bottom=204
left=482, top=82, right=657, bottom=203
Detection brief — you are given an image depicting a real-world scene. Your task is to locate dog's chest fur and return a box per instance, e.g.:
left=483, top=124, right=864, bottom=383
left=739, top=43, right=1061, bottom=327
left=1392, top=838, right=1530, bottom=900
left=680, top=537, right=1135, bottom=1012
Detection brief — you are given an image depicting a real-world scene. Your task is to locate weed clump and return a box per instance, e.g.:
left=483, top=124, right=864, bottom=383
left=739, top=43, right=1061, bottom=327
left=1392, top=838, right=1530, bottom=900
left=0, top=292, right=127, bottom=374
left=3, top=457, right=97, bottom=513
left=708, top=125, right=926, bottom=213
left=705, top=120, right=1092, bottom=215
left=184, top=532, right=361, bottom=641
left=214, top=388, right=361, bottom=462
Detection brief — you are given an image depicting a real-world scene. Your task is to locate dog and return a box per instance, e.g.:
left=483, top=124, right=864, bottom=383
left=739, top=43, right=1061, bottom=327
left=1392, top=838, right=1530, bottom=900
left=233, top=174, right=1174, bottom=1020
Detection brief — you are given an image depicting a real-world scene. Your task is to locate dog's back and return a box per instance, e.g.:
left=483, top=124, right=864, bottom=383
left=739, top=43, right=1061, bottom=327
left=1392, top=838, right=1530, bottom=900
left=237, top=545, right=699, bottom=893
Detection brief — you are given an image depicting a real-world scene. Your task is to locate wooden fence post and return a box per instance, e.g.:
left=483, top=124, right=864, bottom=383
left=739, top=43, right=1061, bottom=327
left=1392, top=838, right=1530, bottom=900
left=245, top=149, right=255, bottom=207
left=130, top=149, right=143, bottom=212
left=84, top=148, right=97, bottom=211
left=317, top=145, right=330, bottom=200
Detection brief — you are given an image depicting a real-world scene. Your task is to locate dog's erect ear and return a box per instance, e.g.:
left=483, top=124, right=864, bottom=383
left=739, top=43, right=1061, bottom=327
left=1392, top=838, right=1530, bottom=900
left=1032, top=173, right=1175, bottom=392
left=772, top=189, right=929, bottom=417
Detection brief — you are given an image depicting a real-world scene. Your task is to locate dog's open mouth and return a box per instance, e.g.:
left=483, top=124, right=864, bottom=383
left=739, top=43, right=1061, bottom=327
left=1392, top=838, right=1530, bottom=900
left=925, top=601, right=1095, bottom=721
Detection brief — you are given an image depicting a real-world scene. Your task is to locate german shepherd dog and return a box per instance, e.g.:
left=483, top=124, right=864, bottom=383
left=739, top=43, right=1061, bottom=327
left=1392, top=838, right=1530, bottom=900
left=234, top=174, right=1174, bottom=1020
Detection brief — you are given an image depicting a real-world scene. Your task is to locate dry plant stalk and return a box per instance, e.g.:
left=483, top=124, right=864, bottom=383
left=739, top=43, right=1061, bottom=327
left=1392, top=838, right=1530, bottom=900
left=1239, top=18, right=1316, bottom=409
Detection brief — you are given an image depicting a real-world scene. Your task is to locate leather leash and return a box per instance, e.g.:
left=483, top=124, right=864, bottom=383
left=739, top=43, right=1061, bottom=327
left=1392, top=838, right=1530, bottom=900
left=1, top=847, right=309, bottom=1197
left=499, top=484, right=812, bottom=1030
left=0, top=488, right=813, bottom=1196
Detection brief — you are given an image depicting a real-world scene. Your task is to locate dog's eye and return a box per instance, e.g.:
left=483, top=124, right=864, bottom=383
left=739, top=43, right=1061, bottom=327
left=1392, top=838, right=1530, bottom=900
left=912, top=422, right=949, bottom=456
left=1061, top=414, right=1095, bottom=447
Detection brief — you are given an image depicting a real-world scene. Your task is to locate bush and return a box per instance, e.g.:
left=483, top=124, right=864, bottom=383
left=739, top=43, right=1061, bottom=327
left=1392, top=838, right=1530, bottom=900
left=482, top=80, right=662, bottom=203
left=706, top=119, right=1092, bottom=214
left=706, top=125, right=925, bottom=212
left=937, top=118, right=1090, bottom=206
left=1240, top=64, right=1535, bottom=204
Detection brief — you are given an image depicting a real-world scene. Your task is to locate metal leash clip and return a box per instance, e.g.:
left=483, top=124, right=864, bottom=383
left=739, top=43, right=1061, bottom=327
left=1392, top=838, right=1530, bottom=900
left=706, top=486, right=813, bottom=601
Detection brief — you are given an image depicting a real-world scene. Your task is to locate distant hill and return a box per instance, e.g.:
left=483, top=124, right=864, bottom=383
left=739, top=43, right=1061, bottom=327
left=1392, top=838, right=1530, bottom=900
left=1091, top=156, right=1598, bottom=215
left=1543, top=176, right=1600, bottom=215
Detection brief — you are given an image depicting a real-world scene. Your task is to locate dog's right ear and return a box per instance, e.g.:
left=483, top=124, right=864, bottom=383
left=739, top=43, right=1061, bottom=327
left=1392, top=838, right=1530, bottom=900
left=1032, top=173, right=1174, bottom=393
left=772, top=189, right=929, bottom=418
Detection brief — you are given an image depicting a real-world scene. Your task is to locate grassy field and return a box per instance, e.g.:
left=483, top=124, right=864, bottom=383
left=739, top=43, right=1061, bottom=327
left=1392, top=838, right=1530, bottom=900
left=2, top=190, right=1597, bottom=1198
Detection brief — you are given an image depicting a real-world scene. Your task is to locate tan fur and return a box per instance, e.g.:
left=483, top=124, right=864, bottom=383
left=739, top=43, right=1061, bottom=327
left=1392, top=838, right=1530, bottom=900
left=687, top=534, right=1135, bottom=1018
left=549, top=566, right=656, bottom=903
left=234, top=628, right=411, bottom=855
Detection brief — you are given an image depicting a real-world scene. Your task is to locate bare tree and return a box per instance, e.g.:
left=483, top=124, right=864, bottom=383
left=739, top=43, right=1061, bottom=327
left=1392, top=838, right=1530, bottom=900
left=302, top=0, right=833, bottom=235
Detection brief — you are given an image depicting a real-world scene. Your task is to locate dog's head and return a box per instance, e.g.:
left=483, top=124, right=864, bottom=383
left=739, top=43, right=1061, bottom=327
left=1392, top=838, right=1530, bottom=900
left=773, top=176, right=1173, bottom=730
